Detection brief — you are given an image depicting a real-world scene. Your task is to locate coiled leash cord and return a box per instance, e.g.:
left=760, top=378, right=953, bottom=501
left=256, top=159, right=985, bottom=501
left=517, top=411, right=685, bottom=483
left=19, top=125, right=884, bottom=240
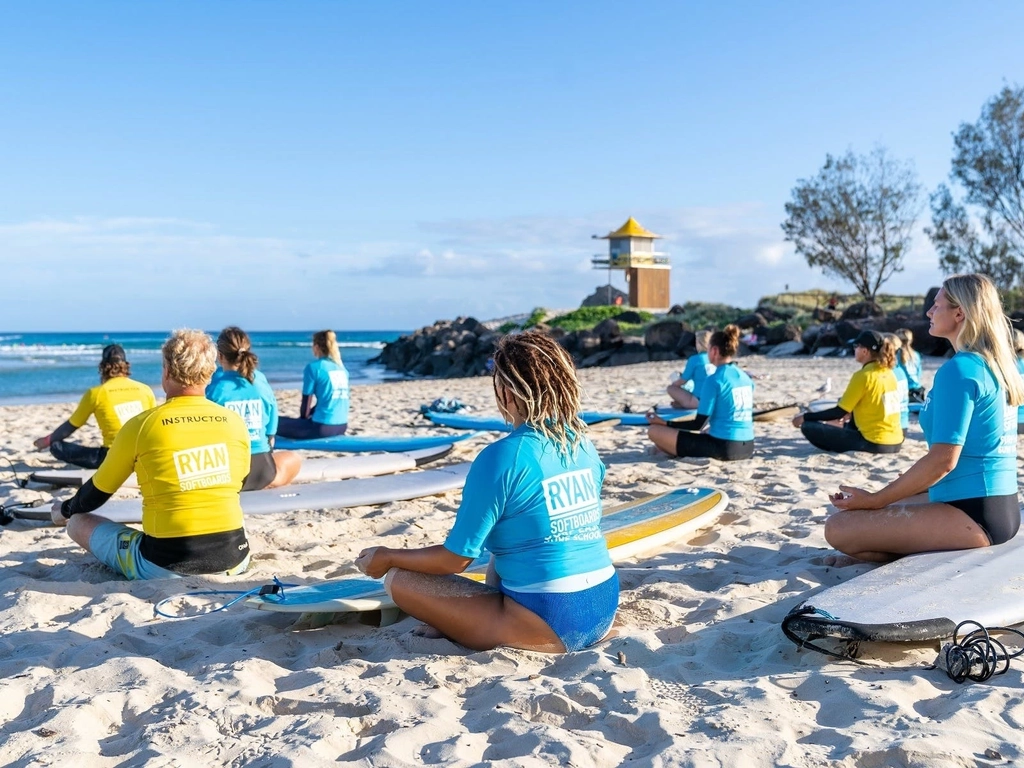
left=936, top=621, right=1024, bottom=684
left=153, top=576, right=297, bottom=619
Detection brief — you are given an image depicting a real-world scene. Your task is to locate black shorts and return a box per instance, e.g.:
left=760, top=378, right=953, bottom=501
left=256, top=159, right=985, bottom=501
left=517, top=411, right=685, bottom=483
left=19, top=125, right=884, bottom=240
left=800, top=421, right=902, bottom=454
left=242, top=451, right=277, bottom=492
left=674, top=431, right=754, bottom=462
left=946, top=494, right=1021, bottom=546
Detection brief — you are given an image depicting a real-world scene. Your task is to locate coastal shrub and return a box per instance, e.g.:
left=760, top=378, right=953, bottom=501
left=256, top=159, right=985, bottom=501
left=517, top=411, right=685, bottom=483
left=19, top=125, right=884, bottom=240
left=547, top=306, right=655, bottom=332
left=522, top=307, right=548, bottom=329
left=671, top=302, right=747, bottom=330
left=498, top=321, right=519, bottom=333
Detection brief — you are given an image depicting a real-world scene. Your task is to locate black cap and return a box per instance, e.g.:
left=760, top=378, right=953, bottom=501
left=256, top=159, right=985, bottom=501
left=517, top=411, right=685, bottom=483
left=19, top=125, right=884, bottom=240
left=101, top=343, right=126, bottom=363
left=852, top=330, right=882, bottom=352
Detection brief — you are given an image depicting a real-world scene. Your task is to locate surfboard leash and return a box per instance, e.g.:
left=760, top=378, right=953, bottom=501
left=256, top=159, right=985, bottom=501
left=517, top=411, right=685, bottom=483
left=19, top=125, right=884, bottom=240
left=153, top=576, right=298, bottom=620
left=932, top=621, right=1024, bottom=684
left=781, top=606, right=873, bottom=665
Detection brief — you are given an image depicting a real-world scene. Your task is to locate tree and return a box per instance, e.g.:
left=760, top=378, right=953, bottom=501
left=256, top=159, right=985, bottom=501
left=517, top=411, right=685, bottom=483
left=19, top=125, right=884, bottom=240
left=926, top=85, right=1024, bottom=291
left=782, top=147, right=922, bottom=300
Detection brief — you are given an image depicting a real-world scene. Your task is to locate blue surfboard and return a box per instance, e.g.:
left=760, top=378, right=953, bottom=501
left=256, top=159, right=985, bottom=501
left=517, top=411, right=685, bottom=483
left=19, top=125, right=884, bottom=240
left=275, top=431, right=483, bottom=453
left=425, top=410, right=696, bottom=431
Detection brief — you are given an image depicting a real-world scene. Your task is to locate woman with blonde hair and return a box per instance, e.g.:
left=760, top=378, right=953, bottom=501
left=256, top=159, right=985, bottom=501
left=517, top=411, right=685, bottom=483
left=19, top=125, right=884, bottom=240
left=355, top=331, right=617, bottom=653
left=667, top=329, right=715, bottom=409
left=895, top=327, right=926, bottom=402
left=648, top=325, right=754, bottom=461
left=828, top=274, right=1023, bottom=561
left=207, top=327, right=302, bottom=490
left=277, top=329, right=350, bottom=439
left=792, top=330, right=903, bottom=453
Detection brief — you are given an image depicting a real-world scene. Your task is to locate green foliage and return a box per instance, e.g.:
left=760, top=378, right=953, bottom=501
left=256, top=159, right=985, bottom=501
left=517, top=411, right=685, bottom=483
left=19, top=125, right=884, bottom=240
left=521, top=307, right=548, bottom=329
left=498, top=321, right=519, bottom=334
left=669, top=302, right=748, bottom=330
left=782, top=147, right=922, bottom=299
left=758, top=291, right=925, bottom=316
left=546, top=306, right=655, bottom=332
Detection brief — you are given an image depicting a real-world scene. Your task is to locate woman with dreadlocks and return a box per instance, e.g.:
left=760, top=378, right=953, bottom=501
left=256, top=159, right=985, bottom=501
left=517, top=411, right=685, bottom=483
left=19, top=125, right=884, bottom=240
left=356, top=331, right=617, bottom=653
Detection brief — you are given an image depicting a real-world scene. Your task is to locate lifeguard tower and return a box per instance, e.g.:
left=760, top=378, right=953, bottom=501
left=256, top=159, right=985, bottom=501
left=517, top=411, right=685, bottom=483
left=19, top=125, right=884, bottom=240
left=592, top=217, right=670, bottom=310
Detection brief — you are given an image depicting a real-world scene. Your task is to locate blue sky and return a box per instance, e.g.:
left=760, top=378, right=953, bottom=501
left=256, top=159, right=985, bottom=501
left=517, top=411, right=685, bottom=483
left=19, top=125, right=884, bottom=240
left=1, top=1, right=1021, bottom=331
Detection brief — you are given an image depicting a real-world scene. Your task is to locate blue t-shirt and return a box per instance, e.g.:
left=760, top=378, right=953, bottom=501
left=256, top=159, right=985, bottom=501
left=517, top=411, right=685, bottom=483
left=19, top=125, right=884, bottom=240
left=893, top=364, right=910, bottom=430
left=303, top=358, right=350, bottom=425
left=899, top=349, right=923, bottom=391
left=1016, top=357, right=1024, bottom=425
left=444, top=425, right=612, bottom=593
left=919, top=351, right=1017, bottom=501
left=205, top=369, right=279, bottom=455
left=682, top=352, right=716, bottom=399
left=697, top=364, right=754, bottom=442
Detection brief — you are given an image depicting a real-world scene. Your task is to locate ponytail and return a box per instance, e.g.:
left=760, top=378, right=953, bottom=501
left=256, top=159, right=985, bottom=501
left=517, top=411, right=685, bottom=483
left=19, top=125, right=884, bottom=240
left=709, top=324, right=740, bottom=358
left=216, top=326, right=259, bottom=383
left=313, top=330, right=342, bottom=365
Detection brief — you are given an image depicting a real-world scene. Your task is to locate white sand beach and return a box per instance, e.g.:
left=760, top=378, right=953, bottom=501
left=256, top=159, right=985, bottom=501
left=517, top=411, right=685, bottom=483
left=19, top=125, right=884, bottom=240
left=2, top=355, right=1022, bottom=767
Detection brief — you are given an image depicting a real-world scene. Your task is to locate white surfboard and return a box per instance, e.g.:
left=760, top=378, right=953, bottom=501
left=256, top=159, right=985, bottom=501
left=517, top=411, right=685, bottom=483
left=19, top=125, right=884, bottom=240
left=783, top=531, right=1024, bottom=648
left=28, top=445, right=455, bottom=489
left=90, top=463, right=471, bottom=523
left=808, top=398, right=922, bottom=414
left=246, top=485, right=729, bottom=615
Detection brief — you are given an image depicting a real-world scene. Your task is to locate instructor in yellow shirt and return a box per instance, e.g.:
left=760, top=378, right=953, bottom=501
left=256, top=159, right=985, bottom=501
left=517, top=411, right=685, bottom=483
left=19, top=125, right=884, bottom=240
left=34, top=343, right=157, bottom=469
left=50, top=329, right=253, bottom=580
left=791, top=330, right=904, bottom=454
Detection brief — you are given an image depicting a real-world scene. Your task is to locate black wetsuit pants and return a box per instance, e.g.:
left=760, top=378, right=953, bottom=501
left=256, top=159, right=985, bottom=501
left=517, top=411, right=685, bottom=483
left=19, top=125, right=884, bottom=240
left=49, top=441, right=108, bottom=470
left=800, top=421, right=902, bottom=454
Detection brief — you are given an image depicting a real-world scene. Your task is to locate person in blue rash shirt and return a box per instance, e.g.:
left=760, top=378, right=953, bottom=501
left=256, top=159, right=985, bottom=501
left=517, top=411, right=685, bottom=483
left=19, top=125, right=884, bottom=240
left=355, top=331, right=617, bottom=653
left=207, top=327, right=301, bottom=490
left=887, top=333, right=911, bottom=432
left=827, top=274, right=1023, bottom=562
left=647, top=324, right=755, bottom=461
left=1013, top=329, right=1024, bottom=435
left=276, top=330, right=350, bottom=440
left=896, top=327, right=926, bottom=403
left=667, top=329, right=715, bottom=410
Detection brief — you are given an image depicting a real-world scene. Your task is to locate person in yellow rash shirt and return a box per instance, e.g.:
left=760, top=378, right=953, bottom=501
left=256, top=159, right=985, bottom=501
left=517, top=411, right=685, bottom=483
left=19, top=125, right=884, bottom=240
left=50, top=330, right=253, bottom=580
left=34, top=343, right=157, bottom=469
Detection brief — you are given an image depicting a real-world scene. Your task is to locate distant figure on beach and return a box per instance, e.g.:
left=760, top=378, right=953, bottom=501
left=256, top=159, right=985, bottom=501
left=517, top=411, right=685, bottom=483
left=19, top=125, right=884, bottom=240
left=885, top=333, right=911, bottom=432
left=647, top=324, right=754, bottom=461
left=207, top=327, right=301, bottom=490
left=791, top=330, right=903, bottom=454
left=667, top=330, right=715, bottom=410
left=827, top=274, right=1023, bottom=562
left=34, top=344, right=156, bottom=469
left=1013, top=329, right=1024, bottom=434
left=50, top=329, right=252, bottom=580
left=276, top=330, right=350, bottom=440
left=355, top=331, right=618, bottom=653
left=895, top=327, right=926, bottom=403
left=827, top=293, right=839, bottom=311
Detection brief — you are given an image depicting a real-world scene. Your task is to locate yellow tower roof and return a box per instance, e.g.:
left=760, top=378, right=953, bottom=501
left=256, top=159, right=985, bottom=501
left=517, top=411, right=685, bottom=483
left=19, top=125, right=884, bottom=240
left=600, top=217, right=660, bottom=239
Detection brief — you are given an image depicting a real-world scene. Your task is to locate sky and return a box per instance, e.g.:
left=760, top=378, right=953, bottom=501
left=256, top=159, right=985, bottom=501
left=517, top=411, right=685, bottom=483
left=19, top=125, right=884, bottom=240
left=1, top=1, right=1021, bottom=331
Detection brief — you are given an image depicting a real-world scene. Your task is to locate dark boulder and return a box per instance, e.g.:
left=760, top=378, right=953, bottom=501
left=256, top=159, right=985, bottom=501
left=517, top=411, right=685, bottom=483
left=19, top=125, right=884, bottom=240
left=606, top=341, right=650, bottom=367
left=581, top=285, right=628, bottom=307
left=592, top=318, right=623, bottom=348
left=840, top=300, right=885, bottom=321
left=645, top=320, right=686, bottom=353
left=613, top=310, right=645, bottom=325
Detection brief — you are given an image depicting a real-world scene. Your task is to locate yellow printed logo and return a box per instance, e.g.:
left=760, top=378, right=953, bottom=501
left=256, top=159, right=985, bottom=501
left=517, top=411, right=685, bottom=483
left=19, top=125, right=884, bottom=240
left=113, top=400, right=145, bottom=425
left=172, top=443, right=232, bottom=491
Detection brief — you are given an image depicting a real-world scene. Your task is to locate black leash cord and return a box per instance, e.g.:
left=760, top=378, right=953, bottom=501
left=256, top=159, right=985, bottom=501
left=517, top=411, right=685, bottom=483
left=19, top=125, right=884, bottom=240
left=943, top=621, right=1024, bottom=684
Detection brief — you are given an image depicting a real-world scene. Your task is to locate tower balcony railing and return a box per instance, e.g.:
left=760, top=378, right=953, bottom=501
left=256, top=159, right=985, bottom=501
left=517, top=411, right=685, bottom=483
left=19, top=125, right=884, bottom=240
left=592, top=254, right=671, bottom=268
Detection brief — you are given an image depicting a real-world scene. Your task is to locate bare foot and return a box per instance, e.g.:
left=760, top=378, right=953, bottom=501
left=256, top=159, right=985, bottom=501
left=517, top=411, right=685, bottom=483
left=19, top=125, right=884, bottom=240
left=814, top=553, right=865, bottom=568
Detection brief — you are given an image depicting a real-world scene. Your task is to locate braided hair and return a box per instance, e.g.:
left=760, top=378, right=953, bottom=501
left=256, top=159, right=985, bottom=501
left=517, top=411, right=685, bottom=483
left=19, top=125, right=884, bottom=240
left=491, top=331, right=586, bottom=457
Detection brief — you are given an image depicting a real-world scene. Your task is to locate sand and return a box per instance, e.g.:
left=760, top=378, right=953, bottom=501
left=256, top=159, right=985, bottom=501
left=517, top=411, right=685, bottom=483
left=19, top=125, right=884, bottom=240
left=1, top=355, right=1022, bottom=767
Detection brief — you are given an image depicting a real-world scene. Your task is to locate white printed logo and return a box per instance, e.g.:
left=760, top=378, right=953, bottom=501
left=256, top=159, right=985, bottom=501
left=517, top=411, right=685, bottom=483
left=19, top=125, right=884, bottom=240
left=225, top=399, right=264, bottom=441
left=328, top=370, right=349, bottom=400
left=999, top=406, right=1018, bottom=454
left=882, top=391, right=901, bottom=417
left=172, top=443, right=232, bottom=491
left=113, top=400, right=145, bottom=425
left=730, top=386, right=754, bottom=416
left=704, top=363, right=717, bottom=376
left=543, top=469, right=601, bottom=543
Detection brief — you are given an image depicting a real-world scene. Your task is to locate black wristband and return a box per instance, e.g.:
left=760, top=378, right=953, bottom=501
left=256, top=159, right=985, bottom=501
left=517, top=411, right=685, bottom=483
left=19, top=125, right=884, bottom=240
left=61, top=499, right=74, bottom=519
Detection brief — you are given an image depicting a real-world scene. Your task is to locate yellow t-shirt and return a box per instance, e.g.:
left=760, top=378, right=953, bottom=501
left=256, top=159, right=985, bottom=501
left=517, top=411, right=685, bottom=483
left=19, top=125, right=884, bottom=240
left=93, top=396, right=251, bottom=539
left=69, top=376, right=157, bottom=447
left=837, top=362, right=903, bottom=445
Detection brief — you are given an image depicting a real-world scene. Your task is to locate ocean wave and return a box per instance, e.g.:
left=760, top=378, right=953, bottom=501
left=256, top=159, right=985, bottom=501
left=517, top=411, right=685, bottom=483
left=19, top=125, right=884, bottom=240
left=0, top=344, right=163, bottom=358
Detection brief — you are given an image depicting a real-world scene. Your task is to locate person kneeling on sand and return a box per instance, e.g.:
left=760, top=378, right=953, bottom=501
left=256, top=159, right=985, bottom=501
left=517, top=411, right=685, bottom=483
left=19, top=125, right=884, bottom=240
left=791, top=330, right=903, bottom=454
left=34, top=344, right=157, bottom=469
left=647, top=325, right=755, bottom=461
left=50, top=329, right=253, bottom=580
left=826, top=274, right=1022, bottom=561
left=667, top=330, right=715, bottom=410
left=355, top=331, right=618, bottom=653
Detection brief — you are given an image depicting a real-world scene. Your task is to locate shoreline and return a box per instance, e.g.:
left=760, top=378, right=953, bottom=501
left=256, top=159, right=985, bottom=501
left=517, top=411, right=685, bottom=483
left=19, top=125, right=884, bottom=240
left=2, top=355, right=1020, bottom=766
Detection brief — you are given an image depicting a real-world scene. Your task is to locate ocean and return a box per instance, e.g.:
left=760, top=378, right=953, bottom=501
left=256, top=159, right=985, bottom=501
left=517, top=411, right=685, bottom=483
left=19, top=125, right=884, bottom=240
left=0, top=330, right=407, bottom=405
